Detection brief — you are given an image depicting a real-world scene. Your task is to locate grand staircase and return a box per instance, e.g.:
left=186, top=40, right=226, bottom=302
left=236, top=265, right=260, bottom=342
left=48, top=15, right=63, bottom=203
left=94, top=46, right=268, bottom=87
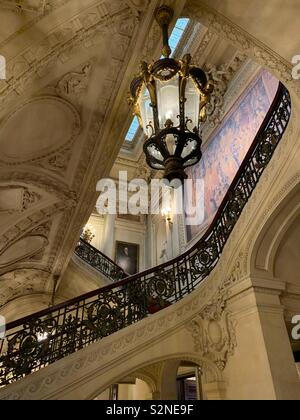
left=0, top=83, right=291, bottom=389
left=74, top=238, right=128, bottom=282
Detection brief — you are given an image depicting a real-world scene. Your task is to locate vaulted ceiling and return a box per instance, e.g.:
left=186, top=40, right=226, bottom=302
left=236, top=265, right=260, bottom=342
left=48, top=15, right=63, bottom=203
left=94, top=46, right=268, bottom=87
left=0, top=0, right=186, bottom=310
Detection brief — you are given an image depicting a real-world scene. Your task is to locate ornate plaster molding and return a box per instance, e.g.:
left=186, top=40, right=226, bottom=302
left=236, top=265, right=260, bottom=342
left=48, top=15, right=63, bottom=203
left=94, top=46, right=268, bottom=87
left=0, top=269, right=49, bottom=309
left=186, top=292, right=237, bottom=371
left=0, top=186, right=41, bottom=214
left=0, top=202, right=65, bottom=255
left=0, top=1, right=135, bottom=108
left=202, top=53, right=248, bottom=131
left=185, top=1, right=300, bottom=97
left=0, top=171, right=78, bottom=203
left=0, top=96, right=81, bottom=167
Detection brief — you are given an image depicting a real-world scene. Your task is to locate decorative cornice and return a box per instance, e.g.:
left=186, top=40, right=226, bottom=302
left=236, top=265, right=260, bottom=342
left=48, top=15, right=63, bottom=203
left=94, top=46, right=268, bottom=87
left=184, top=1, right=300, bottom=97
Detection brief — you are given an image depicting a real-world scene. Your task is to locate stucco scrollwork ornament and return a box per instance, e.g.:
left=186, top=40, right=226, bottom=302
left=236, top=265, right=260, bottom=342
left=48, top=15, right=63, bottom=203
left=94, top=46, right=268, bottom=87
left=56, top=63, right=92, bottom=100
left=22, top=189, right=42, bottom=211
left=0, top=186, right=41, bottom=214
left=185, top=1, right=300, bottom=97
left=221, top=252, right=246, bottom=291
left=203, top=54, right=247, bottom=128
left=186, top=294, right=237, bottom=371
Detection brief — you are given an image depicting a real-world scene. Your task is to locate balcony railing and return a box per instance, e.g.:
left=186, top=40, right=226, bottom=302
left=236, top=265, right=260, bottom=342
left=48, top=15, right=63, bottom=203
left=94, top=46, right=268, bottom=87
left=0, top=83, right=291, bottom=387
left=75, top=238, right=128, bottom=282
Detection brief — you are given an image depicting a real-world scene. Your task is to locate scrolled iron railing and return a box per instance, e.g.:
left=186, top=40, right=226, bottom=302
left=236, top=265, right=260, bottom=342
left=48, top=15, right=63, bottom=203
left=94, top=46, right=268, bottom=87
left=74, top=238, right=128, bottom=282
left=0, top=83, right=291, bottom=387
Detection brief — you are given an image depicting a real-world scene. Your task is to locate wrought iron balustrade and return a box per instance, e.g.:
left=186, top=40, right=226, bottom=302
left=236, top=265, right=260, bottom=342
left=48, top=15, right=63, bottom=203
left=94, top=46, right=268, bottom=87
left=0, top=84, right=291, bottom=387
left=75, top=238, right=127, bottom=282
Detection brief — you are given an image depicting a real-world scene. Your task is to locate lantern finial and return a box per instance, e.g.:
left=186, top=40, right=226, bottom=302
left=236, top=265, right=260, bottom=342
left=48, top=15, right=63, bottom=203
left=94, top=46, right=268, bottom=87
left=155, top=5, right=174, bottom=58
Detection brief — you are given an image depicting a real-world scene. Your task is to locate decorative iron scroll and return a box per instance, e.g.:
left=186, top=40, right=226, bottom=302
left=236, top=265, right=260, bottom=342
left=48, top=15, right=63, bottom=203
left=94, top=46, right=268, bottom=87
left=0, top=84, right=291, bottom=386
left=75, top=238, right=128, bottom=282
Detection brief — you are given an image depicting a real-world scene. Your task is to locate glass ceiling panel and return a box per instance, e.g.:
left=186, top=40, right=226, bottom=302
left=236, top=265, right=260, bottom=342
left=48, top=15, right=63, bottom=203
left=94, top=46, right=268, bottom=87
left=125, top=116, right=140, bottom=142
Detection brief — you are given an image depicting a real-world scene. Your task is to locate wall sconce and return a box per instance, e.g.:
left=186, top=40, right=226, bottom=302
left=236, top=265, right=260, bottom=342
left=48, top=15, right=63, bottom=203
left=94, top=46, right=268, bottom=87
left=81, top=224, right=96, bottom=244
left=162, top=207, right=172, bottom=223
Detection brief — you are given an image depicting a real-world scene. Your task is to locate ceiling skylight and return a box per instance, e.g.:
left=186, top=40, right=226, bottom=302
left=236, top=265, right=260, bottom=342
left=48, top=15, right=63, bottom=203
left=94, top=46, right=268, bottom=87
left=125, top=18, right=190, bottom=144
left=169, top=18, right=190, bottom=55
left=125, top=116, right=139, bottom=142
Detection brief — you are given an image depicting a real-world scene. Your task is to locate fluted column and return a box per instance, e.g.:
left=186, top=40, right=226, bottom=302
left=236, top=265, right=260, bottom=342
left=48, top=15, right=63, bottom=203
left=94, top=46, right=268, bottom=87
left=165, top=219, right=173, bottom=260
left=103, top=213, right=116, bottom=260
left=145, top=215, right=154, bottom=269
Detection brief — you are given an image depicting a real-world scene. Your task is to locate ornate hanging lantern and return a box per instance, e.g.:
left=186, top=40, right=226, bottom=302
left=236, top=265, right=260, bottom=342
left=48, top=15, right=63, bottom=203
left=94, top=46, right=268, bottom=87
left=128, top=5, right=214, bottom=182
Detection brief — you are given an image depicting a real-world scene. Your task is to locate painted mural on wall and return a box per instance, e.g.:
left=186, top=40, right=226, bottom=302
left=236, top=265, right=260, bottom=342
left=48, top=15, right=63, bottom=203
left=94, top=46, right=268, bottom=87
left=186, top=70, right=279, bottom=242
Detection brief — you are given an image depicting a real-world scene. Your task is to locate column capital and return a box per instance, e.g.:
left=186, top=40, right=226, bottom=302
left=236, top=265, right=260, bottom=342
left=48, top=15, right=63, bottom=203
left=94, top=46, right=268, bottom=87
left=227, top=276, right=286, bottom=317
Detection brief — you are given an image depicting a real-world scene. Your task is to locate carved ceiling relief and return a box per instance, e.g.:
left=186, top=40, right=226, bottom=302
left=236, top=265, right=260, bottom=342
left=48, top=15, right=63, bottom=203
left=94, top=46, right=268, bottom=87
left=0, top=186, right=41, bottom=214
left=0, top=96, right=81, bottom=177
left=0, top=269, right=49, bottom=309
left=0, top=0, right=138, bottom=109
left=0, top=201, right=67, bottom=277
left=0, top=219, right=52, bottom=271
left=54, top=62, right=93, bottom=106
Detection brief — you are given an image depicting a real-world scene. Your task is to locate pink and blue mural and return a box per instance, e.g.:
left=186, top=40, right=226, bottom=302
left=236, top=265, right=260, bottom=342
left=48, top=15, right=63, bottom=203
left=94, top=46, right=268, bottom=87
left=186, top=70, right=279, bottom=242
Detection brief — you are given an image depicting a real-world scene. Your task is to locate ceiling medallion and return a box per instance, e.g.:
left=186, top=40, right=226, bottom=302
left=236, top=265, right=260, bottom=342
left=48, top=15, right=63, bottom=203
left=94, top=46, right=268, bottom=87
left=129, top=5, right=214, bottom=182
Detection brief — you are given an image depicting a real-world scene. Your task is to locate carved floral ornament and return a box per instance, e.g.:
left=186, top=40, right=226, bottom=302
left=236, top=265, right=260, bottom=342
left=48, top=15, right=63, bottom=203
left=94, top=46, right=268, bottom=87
left=186, top=293, right=237, bottom=371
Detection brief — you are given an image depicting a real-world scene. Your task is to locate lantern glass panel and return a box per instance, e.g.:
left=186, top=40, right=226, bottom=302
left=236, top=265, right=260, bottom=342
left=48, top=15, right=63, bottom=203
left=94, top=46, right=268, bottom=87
left=156, top=75, right=180, bottom=129
left=183, top=156, right=199, bottom=168
left=185, top=78, right=200, bottom=131
left=181, top=139, right=197, bottom=159
left=139, top=85, right=154, bottom=137
left=165, top=133, right=177, bottom=155
left=147, top=145, right=164, bottom=163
